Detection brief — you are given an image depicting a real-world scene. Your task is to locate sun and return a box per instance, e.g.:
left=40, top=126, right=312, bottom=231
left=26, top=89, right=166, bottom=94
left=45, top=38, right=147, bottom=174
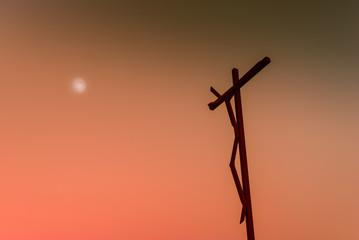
left=72, top=78, right=87, bottom=94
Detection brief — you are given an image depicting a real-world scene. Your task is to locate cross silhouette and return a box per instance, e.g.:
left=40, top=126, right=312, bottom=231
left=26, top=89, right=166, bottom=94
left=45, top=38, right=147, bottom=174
left=208, top=57, right=271, bottom=240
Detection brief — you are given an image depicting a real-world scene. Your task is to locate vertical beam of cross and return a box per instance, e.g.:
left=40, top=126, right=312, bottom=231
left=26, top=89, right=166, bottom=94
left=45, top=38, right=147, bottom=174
left=208, top=57, right=271, bottom=240
left=232, top=68, right=255, bottom=240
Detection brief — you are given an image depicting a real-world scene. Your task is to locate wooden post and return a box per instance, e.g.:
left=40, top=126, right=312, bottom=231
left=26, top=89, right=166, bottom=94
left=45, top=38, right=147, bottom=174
left=233, top=69, right=255, bottom=240
left=208, top=57, right=271, bottom=240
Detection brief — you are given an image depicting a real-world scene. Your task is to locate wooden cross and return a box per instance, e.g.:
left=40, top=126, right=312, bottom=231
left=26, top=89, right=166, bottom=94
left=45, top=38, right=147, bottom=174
left=208, top=57, right=271, bottom=240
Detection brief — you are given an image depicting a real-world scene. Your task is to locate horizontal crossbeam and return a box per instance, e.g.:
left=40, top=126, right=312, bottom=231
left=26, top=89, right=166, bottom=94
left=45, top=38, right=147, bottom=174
left=208, top=57, right=271, bottom=110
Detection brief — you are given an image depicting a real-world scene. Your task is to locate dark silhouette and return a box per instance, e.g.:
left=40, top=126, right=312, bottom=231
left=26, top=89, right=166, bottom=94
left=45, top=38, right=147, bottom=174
left=208, top=57, right=271, bottom=240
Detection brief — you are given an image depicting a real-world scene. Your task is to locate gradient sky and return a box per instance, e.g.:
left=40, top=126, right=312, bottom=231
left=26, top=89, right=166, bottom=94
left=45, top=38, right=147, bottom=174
left=0, top=1, right=358, bottom=239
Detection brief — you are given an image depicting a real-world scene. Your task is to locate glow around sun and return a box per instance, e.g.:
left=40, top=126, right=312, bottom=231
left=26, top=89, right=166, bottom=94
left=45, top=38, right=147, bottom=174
left=72, top=78, right=87, bottom=94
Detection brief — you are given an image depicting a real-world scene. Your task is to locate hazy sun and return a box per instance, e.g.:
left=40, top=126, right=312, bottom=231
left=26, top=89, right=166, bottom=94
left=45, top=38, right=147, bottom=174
left=72, top=78, right=87, bottom=94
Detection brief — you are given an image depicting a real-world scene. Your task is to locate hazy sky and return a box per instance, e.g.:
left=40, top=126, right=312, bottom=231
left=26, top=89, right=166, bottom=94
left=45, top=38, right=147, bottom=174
left=0, top=1, right=358, bottom=239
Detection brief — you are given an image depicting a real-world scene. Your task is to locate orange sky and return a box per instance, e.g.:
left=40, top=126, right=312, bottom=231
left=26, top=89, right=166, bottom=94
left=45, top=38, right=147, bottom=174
left=0, top=1, right=358, bottom=239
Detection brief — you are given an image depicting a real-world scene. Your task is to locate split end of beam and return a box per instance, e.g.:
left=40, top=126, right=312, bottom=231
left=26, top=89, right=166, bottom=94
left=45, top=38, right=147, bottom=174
left=210, top=87, right=221, bottom=98
left=240, top=205, right=246, bottom=224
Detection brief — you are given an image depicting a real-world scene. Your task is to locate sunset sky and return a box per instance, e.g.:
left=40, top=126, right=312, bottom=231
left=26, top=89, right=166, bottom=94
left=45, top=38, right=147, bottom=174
left=0, top=1, right=358, bottom=239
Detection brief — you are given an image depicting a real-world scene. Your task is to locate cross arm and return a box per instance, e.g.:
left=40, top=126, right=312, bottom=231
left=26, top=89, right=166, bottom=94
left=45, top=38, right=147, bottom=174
left=208, top=56, right=271, bottom=111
